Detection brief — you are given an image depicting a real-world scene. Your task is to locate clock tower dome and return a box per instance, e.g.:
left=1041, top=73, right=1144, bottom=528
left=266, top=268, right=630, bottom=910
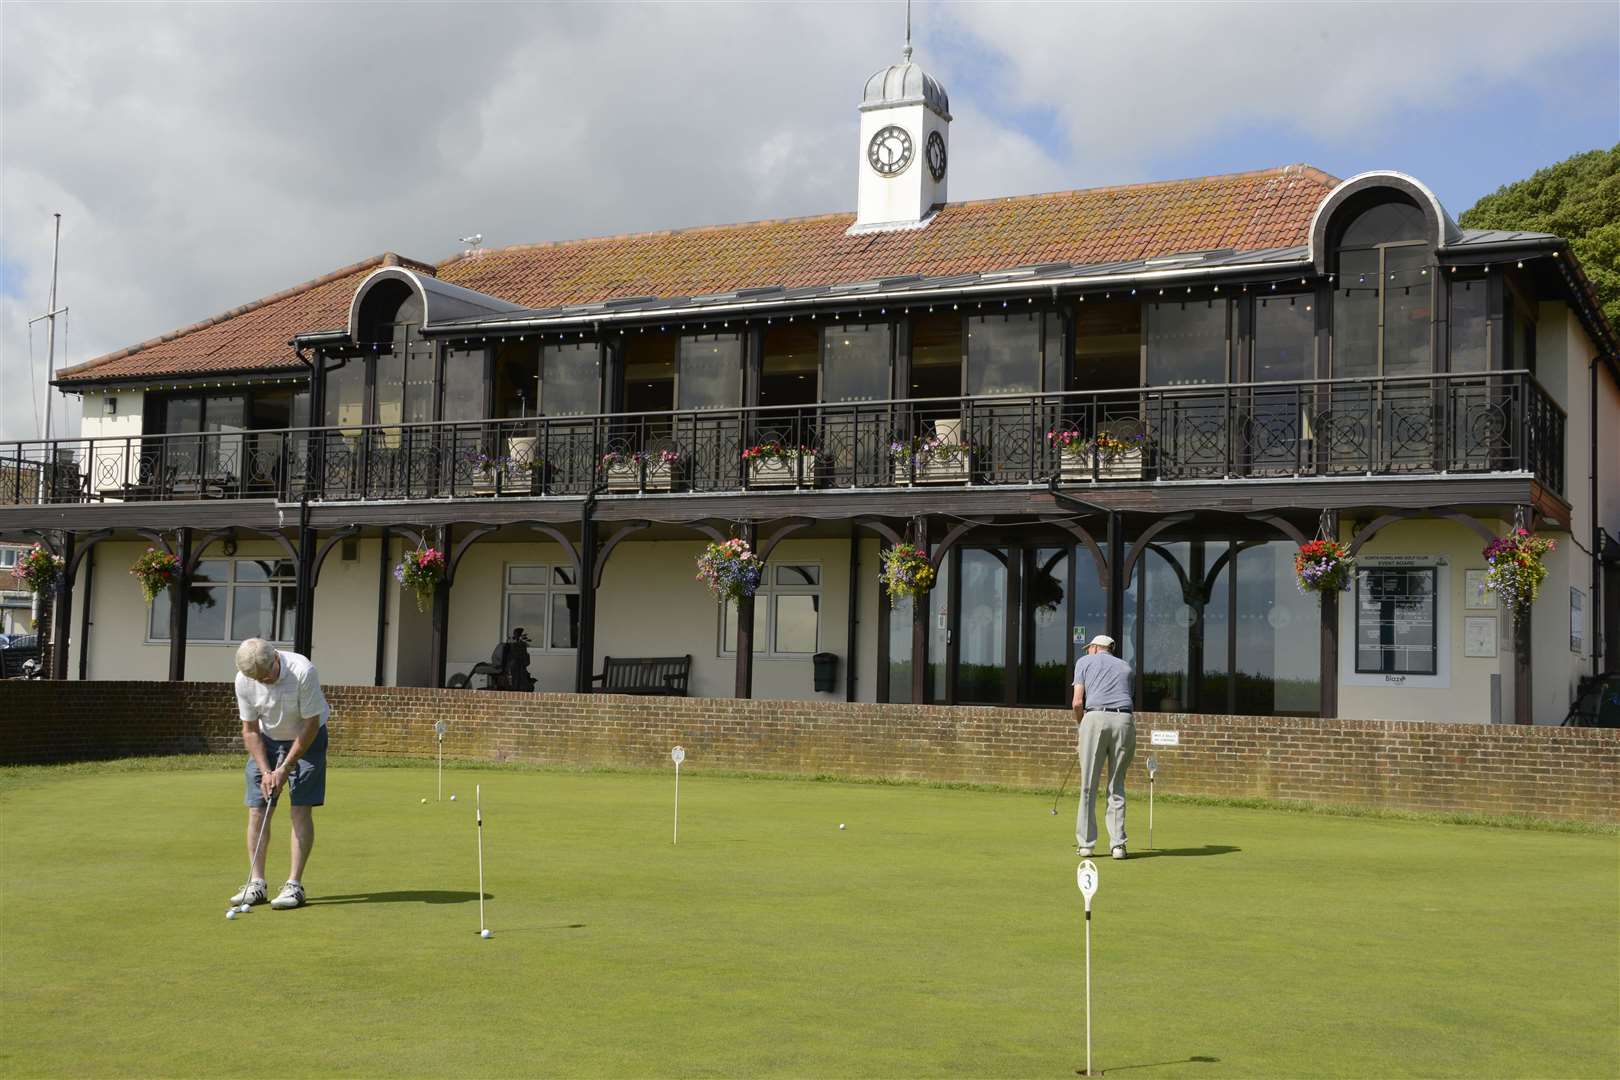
left=852, top=44, right=951, bottom=234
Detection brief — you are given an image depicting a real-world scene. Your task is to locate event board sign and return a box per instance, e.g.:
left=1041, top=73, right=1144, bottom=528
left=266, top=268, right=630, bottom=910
left=671, top=746, right=686, bottom=766
left=1150, top=730, right=1179, bottom=747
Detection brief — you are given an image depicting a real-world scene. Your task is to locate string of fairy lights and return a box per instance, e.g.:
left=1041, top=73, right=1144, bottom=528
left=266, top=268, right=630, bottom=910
left=75, top=252, right=1561, bottom=397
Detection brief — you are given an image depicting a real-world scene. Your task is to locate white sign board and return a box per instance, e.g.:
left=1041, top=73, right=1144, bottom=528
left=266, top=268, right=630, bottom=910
left=1076, top=859, right=1098, bottom=909
left=1145, top=755, right=1158, bottom=778
left=434, top=720, right=447, bottom=739
left=1150, top=729, right=1179, bottom=747
left=671, top=745, right=686, bottom=766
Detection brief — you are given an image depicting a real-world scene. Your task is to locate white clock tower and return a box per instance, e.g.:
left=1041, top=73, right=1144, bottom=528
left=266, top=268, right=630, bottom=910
left=852, top=44, right=951, bottom=234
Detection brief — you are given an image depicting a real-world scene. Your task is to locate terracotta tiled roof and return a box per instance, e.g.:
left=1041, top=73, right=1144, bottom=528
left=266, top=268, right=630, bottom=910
left=57, top=165, right=1339, bottom=385
left=54, top=253, right=436, bottom=385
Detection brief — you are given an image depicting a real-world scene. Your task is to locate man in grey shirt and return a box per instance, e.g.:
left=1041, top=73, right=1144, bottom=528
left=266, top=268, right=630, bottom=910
left=1071, top=634, right=1136, bottom=859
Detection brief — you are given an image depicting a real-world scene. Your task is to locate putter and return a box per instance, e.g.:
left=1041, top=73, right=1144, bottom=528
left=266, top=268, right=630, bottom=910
left=239, top=765, right=282, bottom=903
left=1050, top=755, right=1077, bottom=815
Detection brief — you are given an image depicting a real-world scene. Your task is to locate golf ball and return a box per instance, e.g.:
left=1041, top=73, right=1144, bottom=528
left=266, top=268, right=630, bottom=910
left=450, top=795, right=457, bottom=801
left=237, top=905, right=251, bottom=913
left=839, top=823, right=846, bottom=830
left=421, top=798, right=427, bottom=804
left=226, top=910, right=237, bottom=920
left=480, top=928, right=492, bottom=939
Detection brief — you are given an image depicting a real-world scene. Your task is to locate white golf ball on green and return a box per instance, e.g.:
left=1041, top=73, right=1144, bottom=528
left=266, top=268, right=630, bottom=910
left=839, top=823, right=846, bottom=830
left=226, top=910, right=237, bottom=920
left=480, top=928, right=492, bottom=939
left=450, top=795, right=457, bottom=801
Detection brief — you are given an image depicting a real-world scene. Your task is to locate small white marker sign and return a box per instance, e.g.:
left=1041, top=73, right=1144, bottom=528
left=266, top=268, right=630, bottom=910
left=1145, top=754, right=1158, bottom=778
left=434, top=720, right=447, bottom=740
left=1150, top=729, right=1180, bottom=747
left=671, top=745, right=686, bottom=765
left=1076, top=859, right=1099, bottom=909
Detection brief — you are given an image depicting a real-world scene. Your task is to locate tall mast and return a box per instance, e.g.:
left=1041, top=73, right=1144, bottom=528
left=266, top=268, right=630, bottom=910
left=41, top=213, right=62, bottom=443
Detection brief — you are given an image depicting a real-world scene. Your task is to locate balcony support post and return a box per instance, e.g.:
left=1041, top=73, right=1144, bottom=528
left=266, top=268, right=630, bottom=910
left=1319, top=512, right=1339, bottom=719
left=574, top=502, right=598, bottom=694
left=734, top=522, right=757, bottom=700
left=910, top=515, right=930, bottom=705
left=1105, top=511, right=1125, bottom=645
left=429, top=526, right=451, bottom=690
left=168, top=528, right=192, bottom=681
left=50, top=530, right=75, bottom=680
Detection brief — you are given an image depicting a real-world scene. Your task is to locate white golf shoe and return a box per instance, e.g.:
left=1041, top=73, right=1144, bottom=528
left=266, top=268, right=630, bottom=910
left=1111, top=846, right=1128, bottom=860
left=1076, top=846, right=1093, bottom=858
left=230, top=879, right=268, bottom=906
left=270, top=881, right=305, bottom=910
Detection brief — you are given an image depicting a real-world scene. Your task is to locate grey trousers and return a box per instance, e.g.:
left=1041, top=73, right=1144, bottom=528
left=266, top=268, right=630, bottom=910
left=1076, top=710, right=1136, bottom=850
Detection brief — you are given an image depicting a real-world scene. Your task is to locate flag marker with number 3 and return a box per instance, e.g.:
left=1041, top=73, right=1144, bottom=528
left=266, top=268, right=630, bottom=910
left=1077, top=859, right=1099, bottom=1076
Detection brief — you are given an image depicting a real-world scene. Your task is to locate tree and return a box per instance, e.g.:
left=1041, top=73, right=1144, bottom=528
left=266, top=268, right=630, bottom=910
left=1459, top=146, right=1619, bottom=331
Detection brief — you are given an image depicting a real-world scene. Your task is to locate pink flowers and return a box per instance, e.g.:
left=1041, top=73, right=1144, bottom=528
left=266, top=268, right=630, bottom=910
left=1293, top=539, right=1354, bottom=595
left=696, top=538, right=763, bottom=602
left=1482, top=530, right=1556, bottom=612
left=395, top=546, right=447, bottom=612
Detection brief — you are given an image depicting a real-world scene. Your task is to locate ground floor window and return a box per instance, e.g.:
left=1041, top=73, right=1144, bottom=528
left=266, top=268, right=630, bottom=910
left=722, top=563, right=821, bottom=656
left=1355, top=565, right=1438, bottom=675
left=503, top=564, right=579, bottom=650
left=149, top=558, right=297, bottom=644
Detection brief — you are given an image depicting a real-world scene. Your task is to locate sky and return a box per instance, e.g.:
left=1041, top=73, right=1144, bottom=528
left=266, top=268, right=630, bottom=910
left=2, top=0, right=1616, bottom=442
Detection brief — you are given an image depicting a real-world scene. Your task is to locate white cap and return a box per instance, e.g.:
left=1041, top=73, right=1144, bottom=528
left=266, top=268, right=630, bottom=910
left=1086, top=634, right=1116, bottom=650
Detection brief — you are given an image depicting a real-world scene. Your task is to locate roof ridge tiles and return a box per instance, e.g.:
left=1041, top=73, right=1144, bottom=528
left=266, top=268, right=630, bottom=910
left=57, top=252, right=428, bottom=380
left=434, top=164, right=1337, bottom=269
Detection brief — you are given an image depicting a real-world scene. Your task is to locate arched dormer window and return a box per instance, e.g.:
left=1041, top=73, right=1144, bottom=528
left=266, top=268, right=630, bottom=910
left=1330, top=195, right=1434, bottom=379
left=329, top=280, right=435, bottom=431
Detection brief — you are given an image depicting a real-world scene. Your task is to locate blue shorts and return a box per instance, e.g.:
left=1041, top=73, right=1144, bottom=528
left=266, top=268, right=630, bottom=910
left=244, top=725, right=328, bottom=808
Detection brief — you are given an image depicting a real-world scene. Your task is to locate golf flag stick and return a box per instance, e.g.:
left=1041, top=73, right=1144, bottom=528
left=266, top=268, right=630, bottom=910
left=475, top=783, right=486, bottom=933
left=435, top=720, right=446, bottom=802
left=1145, top=755, right=1158, bottom=851
left=671, top=745, right=686, bottom=845
left=1077, top=860, right=1099, bottom=1077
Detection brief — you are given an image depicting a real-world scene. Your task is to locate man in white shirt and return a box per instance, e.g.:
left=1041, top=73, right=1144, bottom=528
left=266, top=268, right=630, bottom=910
left=229, top=638, right=329, bottom=910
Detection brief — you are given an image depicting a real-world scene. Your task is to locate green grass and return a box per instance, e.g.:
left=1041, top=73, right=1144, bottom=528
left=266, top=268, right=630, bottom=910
left=2, top=758, right=1616, bottom=1078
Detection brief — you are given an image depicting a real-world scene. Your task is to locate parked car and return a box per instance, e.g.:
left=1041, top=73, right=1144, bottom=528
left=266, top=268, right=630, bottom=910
left=1, top=634, right=41, bottom=678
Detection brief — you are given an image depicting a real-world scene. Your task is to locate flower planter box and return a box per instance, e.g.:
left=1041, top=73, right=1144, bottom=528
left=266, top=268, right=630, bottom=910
left=892, top=457, right=972, bottom=486
left=1058, top=455, right=1093, bottom=481
left=605, top=461, right=674, bottom=493
left=1089, top=449, right=1145, bottom=481
left=748, top=457, right=817, bottom=488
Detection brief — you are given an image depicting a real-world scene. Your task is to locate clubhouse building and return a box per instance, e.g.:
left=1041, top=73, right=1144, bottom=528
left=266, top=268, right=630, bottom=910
left=4, top=46, right=1617, bottom=725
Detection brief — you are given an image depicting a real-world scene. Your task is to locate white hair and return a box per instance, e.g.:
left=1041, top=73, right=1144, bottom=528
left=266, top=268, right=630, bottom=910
left=235, top=638, right=279, bottom=681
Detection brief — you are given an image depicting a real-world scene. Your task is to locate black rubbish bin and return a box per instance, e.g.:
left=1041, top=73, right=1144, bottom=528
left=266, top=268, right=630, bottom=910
left=812, top=652, right=839, bottom=693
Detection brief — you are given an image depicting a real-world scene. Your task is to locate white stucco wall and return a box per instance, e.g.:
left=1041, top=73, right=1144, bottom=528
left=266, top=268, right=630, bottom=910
left=75, top=391, right=146, bottom=490
left=1338, top=518, right=1511, bottom=724
left=71, top=538, right=381, bottom=686
left=440, top=537, right=879, bottom=701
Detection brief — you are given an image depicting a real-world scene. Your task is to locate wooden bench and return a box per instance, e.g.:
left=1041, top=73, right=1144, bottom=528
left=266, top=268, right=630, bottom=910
left=591, top=654, right=692, bottom=696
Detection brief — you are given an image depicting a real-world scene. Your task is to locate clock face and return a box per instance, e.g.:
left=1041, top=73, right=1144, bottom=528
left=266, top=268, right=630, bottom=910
left=926, top=131, right=947, bottom=182
left=867, top=125, right=914, bottom=177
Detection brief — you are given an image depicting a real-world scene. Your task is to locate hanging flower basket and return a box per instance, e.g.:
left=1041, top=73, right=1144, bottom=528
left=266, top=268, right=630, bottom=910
left=13, top=543, right=64, bottom=597
left=129, top=548, right=180, bottom=606
left=394, top=546, right=447, bottom=613
left=880, top=543, right=937, bottom=608
left=1294, top=538, right=1355, bottom=595
left=695, top=538, right=763, bottom=603
left=1482, top=528, right=1556, bottom=613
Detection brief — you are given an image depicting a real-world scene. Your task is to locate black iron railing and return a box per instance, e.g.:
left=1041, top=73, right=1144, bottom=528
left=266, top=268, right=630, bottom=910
left=0, top=371, right=1565, bottom=506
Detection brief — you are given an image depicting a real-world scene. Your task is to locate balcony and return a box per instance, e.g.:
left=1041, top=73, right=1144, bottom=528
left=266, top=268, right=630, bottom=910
left=1, top=371, right=1564, bottom=509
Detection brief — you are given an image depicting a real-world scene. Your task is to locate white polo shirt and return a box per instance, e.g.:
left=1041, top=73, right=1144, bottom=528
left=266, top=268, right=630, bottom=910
left=235, top=650, right=329, bottom=741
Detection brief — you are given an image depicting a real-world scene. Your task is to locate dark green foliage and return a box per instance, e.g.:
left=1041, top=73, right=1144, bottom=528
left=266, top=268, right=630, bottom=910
left=1459, top=146, right=1620, bottom=329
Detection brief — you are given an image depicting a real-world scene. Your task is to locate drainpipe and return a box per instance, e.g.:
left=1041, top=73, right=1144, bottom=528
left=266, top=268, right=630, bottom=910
left=1592, top=357, right=1602, bottom=676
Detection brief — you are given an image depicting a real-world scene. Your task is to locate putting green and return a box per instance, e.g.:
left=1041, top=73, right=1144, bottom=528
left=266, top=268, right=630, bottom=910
left=2, top=758, right=1616, bottom=1078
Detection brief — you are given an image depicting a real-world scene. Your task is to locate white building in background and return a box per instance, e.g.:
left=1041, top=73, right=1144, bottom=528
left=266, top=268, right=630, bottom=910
left=3, top=45, right=1617, bottom=724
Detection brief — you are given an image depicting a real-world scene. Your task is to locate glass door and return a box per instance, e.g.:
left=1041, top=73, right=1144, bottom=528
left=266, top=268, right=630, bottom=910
left=953, top=547, right=1009, bottom=704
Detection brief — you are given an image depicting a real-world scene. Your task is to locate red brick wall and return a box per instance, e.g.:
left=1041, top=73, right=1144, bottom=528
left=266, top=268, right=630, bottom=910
left=3, top=682, right=1616, bottom=824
